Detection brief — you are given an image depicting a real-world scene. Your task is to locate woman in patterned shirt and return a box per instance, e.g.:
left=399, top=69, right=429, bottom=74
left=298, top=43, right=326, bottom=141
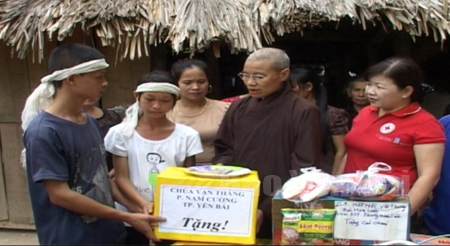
left=289, top=68, right=350, bottom=174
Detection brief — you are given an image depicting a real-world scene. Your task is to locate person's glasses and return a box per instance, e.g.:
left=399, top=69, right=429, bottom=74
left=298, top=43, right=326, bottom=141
left=237, top=73, right=266, bottom=83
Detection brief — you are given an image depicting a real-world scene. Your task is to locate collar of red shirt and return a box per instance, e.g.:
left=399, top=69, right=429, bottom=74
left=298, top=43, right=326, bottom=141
left=368, top=102, right=422, bottom=117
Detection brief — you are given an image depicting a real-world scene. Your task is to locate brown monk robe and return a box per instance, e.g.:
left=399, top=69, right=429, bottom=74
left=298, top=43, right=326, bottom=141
left=212, top=48, right=322, bottom=239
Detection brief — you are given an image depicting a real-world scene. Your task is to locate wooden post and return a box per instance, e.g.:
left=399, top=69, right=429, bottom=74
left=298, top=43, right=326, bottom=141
left=0, top=133, right=7, bottom=222
left=366, top=29, right=389, bottom=65
left=394, top=32, right=412, bottom=57
left=150, top=43, right=168, bottom=72
left=205, top=47, right=222, bottom=99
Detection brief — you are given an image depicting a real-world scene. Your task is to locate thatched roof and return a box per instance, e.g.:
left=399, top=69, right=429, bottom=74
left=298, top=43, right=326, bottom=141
left=0, top=0, right=449, bottom=62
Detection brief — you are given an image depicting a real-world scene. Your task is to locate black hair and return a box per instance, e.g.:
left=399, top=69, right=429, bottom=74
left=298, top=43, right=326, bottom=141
left=288, top=68, right=328, bottom=155
left=363, top=57, right=425, bottom=103
left=171, top=59, right=210, bottom=83
left=136, top=71, right=178, bottom=104
left=346, top=75, right=366, bottom=90
left=137, top=70, right=176, bottom=86
left=48, top=43, right=105, bottom=89
left=342, top=74, right=368, bottom=109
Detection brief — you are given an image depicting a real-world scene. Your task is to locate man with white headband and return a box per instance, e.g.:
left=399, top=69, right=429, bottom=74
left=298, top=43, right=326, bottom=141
left=22, top=43, right=165, bottom=245
left=104, top=71, right=203, bottom=245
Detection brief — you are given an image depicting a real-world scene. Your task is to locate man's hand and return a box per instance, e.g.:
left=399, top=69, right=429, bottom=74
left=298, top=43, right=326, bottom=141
left=125, top=213, right=166, bottom=242
left=256, top=209, right=264, bottom=233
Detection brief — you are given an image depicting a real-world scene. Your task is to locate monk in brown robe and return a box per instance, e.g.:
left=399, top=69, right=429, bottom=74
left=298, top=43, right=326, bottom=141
left=213, top=48, right=322, bottom=239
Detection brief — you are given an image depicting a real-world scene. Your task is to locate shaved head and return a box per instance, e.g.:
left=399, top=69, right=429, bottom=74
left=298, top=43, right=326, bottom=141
left=246, top=48, right=290, bottom=71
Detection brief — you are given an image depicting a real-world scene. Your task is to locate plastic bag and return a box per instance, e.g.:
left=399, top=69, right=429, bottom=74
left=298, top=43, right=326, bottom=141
left=330, top=162, right=403, bottom=200
left=281, top=167, right=335, bottom=202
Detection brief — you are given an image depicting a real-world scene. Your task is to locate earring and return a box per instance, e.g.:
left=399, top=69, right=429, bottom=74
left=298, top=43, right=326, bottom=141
left=208, top=85, right=213, bottom=93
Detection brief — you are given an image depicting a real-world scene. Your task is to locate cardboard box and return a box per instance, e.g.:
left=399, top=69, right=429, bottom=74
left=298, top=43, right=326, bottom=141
left=172, top=242, right=228, bottom=245
left=173, top=239, right=273, bottom=245
left=272, top=191, right=337, bottom=245
left=272, top=192, right=411, bottom=245
left=154, top=167, right=260, bottom=245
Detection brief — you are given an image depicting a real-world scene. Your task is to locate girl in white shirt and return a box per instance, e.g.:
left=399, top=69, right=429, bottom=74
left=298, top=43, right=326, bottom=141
left=104, top=71, right=203, bottom=245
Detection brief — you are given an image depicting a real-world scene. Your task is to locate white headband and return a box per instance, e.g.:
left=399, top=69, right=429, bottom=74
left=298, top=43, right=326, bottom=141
left=121, top=82, right=180, bottom=137
left=20, top=58, right=109, bottom=168
left=41, top=59, right=109, bottom=83
left=135, top=82, right=180, bottom=97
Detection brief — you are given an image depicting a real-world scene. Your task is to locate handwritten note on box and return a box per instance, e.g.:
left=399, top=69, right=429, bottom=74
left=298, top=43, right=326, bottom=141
left=154, top=167, right=260, bottom=244
left=334, top=199, right=410, bottom=241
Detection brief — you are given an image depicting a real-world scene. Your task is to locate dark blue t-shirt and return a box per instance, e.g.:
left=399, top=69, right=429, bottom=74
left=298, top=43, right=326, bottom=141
left=424, top=115, right=450, bottom=234
left=23, top=111, right=126, bottom=245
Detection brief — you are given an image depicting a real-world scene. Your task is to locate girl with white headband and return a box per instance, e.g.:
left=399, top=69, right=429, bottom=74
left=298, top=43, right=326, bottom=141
left=22, top=44, right=165, bottom=245
left=104, top=71, right=203, bottom=245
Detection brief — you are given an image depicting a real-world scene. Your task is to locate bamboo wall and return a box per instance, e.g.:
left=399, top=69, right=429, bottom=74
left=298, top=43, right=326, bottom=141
left=0, top=41, right=43, bottom=229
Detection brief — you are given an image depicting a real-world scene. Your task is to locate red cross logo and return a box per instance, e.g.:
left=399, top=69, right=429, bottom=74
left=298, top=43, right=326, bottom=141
left=380, top=123, right=395, bottom=134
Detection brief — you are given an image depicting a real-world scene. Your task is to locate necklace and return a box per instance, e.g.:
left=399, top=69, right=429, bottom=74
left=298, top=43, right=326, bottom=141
left=175, top=98, right=209, bottom=118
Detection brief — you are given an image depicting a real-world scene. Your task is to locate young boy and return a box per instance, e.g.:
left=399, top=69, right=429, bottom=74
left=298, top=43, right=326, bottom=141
left=22, top=43, right=165, bottom=245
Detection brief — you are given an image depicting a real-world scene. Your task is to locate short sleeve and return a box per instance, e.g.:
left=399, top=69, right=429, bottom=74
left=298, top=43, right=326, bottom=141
left=25, top=127, right=69, bottom=183
left=414, top=118, right=446, bottom=145
left=106, top=110, right=123, bottom=126
left=104, top=125, right=128, bottom=157
left=327, top=106, right=350, bottom=136
left=186, top=130, right=204, bottom=157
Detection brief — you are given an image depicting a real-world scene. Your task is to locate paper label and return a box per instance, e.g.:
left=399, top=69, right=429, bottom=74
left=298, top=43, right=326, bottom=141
left=158, top=185, right=255, bottom=237
left=333, top=200, right=409, bottom=241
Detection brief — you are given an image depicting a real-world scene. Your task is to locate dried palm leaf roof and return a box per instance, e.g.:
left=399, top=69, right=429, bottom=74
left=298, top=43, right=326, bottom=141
left=0, top=0, right=449, bottom=62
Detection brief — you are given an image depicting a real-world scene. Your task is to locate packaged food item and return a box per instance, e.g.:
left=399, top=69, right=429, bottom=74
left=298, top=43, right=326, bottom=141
left=281, top=167, right=335, bottom=202
left=281, top=209, right=302, bottom=245
left=352, top=173, right=400, bottom=200
left=281, top=208, right=336, bottom=245
left=330, top=162, right=403, bottom=200
left=329, top=173, right=359, bottom=197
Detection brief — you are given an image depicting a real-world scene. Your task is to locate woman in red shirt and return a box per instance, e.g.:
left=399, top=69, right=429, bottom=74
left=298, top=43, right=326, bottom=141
left=337, top=57, right=445, bottom=215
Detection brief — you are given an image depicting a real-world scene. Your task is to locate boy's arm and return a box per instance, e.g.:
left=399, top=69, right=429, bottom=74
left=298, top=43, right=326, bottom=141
left=109, top=178, right=142, bottom=213
left=42, top=179, right=164, bottom=241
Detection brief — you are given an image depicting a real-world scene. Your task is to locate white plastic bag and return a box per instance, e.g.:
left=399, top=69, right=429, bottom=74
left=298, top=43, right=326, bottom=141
left=281, top=167, right=335, bottom=202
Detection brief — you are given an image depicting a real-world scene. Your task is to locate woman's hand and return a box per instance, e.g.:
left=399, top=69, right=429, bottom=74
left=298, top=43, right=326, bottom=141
left=256, top=209, right=264, bottom=233
left=108, top=169, right=115, bottom=179
left=332, top=154, right=347, bottom=175
left=141, top=202, right=154, bottom=215
left=409, top=143, right=444, bottom=214
left=124, top=213, right=165, bottom=242
left=331, top=135, right=346, bottom=175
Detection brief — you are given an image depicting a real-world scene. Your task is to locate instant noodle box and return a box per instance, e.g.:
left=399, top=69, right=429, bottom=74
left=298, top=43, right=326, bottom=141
left=154, top=167, right=260, bottom=245
left=272, top=191, right=411, bottom=245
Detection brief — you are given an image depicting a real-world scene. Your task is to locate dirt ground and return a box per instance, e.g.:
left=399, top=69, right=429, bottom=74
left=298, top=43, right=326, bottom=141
left=0, top=229, right=38, bottom=245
